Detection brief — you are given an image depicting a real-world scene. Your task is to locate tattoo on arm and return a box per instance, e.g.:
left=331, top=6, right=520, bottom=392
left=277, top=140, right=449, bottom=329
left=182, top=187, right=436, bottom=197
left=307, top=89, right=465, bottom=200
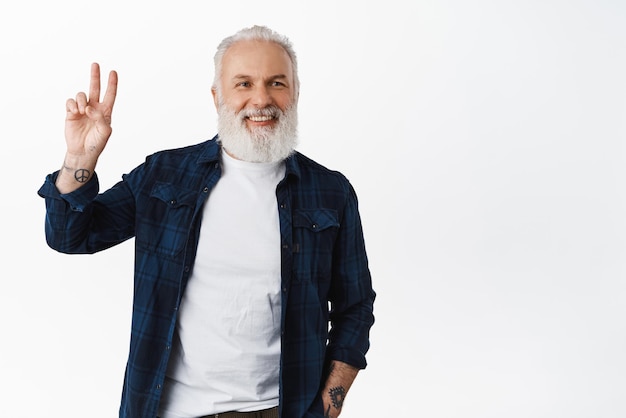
left=329, top=386, right=346, bottom=409
left=324, top=404, right=331, bottom=418
left=74, top=168, right=91, bottom=183
left=64, top=163, right=91, bottom=183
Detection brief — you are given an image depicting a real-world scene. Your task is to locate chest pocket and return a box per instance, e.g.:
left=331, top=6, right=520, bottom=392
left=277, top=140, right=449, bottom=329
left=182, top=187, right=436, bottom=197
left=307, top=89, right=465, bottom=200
left=135, top=182, right=197, bottom=258
left=292, top=209, right=340, bottom=279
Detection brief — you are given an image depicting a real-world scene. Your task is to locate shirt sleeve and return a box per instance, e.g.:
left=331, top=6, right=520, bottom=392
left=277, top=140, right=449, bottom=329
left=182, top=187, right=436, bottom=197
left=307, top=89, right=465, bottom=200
left=37, top=170, right=136, bottom=254
left=326, top=182, right=376, bottom=369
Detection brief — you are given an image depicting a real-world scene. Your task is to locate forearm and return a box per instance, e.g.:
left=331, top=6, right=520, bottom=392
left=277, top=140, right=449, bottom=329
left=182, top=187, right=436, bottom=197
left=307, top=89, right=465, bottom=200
left=321, top=360, right=359, bottom=418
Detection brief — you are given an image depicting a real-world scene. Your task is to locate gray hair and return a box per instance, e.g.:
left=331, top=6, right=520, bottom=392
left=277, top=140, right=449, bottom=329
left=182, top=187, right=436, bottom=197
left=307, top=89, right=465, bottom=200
left=212, top=25, right=300, bottom=98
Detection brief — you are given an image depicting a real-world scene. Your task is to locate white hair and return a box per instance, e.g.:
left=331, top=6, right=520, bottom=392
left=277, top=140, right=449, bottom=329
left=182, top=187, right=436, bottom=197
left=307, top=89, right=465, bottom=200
left=212, top=25, right=300, bottom=98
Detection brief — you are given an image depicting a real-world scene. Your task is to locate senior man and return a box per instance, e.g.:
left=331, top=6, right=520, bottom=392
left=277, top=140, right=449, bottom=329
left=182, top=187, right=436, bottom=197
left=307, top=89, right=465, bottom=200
left=39, top=25, right=375, bottom=418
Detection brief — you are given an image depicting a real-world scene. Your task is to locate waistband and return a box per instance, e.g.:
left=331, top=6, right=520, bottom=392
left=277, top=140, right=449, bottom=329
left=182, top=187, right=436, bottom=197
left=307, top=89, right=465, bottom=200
left=199, top=406, right=279, bottom=418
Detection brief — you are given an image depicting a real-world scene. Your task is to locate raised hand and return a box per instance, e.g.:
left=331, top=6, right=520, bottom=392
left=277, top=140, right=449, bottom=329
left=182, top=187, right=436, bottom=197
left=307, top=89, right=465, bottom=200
left=57, top=63, right=118, bottom=193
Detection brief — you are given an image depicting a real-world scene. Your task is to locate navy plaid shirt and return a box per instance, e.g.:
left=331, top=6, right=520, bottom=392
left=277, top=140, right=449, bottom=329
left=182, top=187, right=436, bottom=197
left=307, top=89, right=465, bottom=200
left=38, top=137, right=375, bottom=418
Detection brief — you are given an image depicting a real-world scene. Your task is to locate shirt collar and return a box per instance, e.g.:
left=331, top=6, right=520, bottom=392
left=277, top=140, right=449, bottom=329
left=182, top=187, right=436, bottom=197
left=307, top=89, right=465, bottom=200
left=284, top=151, right=301, bottom=180
left=196, top=135, right=221, bottom=164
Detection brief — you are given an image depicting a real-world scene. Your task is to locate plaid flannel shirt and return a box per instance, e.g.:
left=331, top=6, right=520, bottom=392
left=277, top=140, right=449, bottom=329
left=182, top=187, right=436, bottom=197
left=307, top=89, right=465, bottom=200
left=38, top=137, right=375, bottom=418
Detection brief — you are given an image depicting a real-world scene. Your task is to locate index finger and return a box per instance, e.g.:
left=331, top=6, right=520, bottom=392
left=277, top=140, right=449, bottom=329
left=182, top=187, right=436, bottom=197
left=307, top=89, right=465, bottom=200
left=102, top=69, right=118, bottom=109
left=88, top=62, right=101, bottom=103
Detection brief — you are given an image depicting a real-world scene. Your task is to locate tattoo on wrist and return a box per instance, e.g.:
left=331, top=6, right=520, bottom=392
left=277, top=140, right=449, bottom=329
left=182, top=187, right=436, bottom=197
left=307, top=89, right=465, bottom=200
left=63, top=163, right=91, bottom=184
left=73, top=168, right=91, bottom=183
left=329, top=386, right=346, bottom=409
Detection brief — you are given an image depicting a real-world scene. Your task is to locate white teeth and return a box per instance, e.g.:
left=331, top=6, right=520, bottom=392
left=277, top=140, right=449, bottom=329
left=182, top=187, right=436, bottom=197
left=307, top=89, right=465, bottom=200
left=248, top=115, right=273, bottom=122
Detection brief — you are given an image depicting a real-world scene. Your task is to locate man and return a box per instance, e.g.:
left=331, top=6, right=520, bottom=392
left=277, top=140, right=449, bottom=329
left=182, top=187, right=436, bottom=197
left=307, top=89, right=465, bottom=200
left=39, top=25, right=375, bottom=418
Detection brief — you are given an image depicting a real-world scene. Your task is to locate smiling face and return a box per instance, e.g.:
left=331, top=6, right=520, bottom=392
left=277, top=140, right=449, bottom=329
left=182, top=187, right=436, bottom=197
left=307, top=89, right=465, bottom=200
left=212, top=39, right=299, bottom=162
left=213, top=40, right=296, bottom=131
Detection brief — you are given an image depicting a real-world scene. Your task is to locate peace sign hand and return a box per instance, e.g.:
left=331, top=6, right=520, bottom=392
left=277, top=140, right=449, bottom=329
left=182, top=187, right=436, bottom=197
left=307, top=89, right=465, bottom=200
left=57, top=63, right=118, bottom=193
left=65, top=62, right=117, bottom=161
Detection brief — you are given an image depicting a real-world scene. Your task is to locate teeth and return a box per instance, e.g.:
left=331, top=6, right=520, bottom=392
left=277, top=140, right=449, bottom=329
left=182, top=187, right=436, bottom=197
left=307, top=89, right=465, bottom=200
left=248, top=115, right=273, bottom=122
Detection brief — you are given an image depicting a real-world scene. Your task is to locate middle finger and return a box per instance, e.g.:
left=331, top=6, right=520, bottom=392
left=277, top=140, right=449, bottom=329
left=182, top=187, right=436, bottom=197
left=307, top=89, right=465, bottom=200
left=88, top=62, right=102, bottom=104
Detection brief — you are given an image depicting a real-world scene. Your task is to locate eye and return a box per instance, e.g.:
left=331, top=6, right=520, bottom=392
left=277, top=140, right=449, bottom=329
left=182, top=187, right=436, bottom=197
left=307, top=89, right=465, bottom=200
left=271, top=81, right=286, bottom=87
left=237, top=81, right=251, bottom=88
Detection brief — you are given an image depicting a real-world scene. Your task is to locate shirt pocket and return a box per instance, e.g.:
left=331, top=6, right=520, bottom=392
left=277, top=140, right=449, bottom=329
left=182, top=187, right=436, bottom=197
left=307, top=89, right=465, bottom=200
left=292, top=208, right=340, bottom=281
left=135, top=182, right=197, bottom=258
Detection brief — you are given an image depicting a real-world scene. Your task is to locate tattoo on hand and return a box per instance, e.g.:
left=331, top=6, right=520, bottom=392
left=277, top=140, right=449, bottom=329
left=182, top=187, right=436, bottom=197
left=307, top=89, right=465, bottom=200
left=329, top=386, right=346, bottom=409
left=74, top=168, right=91, bottom=183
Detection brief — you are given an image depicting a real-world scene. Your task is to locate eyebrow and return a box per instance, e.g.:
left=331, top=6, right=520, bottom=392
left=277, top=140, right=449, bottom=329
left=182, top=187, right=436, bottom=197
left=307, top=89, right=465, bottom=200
left=231, top=74, right=289, bottom=81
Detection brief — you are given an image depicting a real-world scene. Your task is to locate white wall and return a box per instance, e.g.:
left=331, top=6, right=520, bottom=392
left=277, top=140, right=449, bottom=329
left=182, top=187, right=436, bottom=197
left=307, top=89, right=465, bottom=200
left=2, top=1, right=625, bottom=417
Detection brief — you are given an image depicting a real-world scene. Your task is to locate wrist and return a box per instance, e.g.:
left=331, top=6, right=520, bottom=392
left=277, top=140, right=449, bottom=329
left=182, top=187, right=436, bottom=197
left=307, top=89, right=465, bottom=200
left=55, top=154, right=97, bottom=194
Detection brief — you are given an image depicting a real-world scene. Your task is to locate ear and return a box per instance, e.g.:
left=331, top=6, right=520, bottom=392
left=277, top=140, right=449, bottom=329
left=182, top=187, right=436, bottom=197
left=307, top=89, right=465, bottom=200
left=211, top=87, right=219, bottom=109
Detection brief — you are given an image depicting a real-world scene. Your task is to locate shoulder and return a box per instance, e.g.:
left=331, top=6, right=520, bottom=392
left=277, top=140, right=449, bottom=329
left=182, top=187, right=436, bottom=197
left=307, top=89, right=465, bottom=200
left=123, top=138, right=219, bottom=188
left=144, top=137, right=219, bottom=166
left=291, top=151, right=351, bottom=190
left=288, top=152, right=359, bottom=211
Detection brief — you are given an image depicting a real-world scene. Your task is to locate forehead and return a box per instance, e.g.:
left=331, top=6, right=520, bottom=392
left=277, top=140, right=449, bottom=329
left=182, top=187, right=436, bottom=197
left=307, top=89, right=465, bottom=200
left=221, top=40, right=293, bottom=80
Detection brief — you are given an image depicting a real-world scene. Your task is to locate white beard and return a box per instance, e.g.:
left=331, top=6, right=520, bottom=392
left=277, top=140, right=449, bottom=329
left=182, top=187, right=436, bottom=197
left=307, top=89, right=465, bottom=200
left=216, top=99, right=298, bottom=163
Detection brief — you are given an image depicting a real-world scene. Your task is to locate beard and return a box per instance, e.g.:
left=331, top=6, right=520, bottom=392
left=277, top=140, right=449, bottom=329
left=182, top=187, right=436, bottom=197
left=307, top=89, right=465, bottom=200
left=216, top=98, right=298, bottom=163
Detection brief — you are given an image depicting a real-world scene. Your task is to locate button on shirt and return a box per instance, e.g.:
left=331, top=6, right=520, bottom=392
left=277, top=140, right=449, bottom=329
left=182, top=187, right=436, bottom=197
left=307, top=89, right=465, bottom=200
left=38, top=137, right=375, bottom=418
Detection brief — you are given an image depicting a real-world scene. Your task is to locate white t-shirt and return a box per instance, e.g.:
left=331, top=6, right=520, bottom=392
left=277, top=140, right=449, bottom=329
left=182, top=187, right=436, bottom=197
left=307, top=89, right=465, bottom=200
left=158, top=150, right=285, bottom=418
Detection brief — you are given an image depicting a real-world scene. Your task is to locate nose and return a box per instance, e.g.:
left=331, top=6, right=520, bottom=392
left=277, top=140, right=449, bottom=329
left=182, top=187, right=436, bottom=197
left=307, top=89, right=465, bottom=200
left=250, top=85, right=273, bottom=107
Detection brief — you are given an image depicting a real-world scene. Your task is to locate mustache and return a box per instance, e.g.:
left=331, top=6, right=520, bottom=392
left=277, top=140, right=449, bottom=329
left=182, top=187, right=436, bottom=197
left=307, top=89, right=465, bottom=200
left=239, top=105, right=282, bottom=119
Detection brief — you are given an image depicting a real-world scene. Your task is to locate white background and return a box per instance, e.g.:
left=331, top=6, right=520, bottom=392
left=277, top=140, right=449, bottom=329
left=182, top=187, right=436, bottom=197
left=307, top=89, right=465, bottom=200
left=1, top=1, right=625, bottom=417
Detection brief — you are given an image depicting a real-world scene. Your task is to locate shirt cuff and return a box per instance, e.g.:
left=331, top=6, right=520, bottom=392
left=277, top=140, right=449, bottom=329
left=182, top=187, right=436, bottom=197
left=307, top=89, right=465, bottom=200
left=326, top=345, right=368, bottom=370
left=37, top=171, right=100, bottom=212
